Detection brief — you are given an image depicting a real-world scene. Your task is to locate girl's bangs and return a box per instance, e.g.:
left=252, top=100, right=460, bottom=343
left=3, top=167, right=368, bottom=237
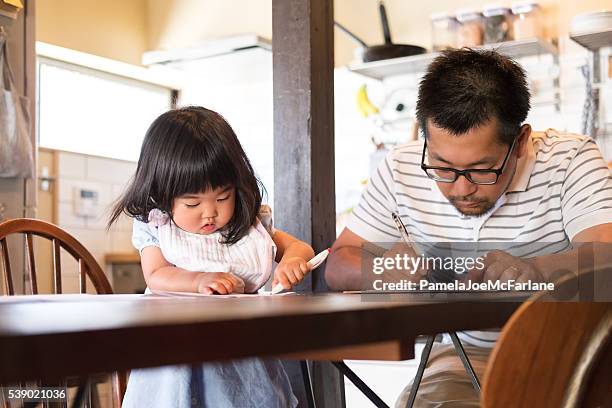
left=167, top=142, right=237, bottom=198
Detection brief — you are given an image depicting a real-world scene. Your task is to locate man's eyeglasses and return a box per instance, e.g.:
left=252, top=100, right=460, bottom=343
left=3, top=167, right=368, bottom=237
left=420, top=137, right=517, bottom=185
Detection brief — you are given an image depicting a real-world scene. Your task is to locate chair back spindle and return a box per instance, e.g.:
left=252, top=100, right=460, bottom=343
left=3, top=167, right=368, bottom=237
left=24, top=233, right=39, bottom=295
left=0, top=238, right=13, bottom=295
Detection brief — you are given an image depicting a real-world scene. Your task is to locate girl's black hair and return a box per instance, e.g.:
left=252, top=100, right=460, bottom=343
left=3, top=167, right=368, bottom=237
left=108, top=106, right=263, bottom=245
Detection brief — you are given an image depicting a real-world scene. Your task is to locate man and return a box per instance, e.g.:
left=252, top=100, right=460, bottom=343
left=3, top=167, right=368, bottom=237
left=325, top=49, right=612, bottom=407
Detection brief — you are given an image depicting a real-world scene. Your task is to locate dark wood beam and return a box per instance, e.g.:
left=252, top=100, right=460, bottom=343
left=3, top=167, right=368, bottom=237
left=273, top=1, right=343, bottom=406
left=272, top=0, right=336, bottom=292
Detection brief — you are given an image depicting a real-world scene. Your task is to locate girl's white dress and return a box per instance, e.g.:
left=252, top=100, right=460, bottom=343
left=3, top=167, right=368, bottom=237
left=121, top=206, right=298, bottom=408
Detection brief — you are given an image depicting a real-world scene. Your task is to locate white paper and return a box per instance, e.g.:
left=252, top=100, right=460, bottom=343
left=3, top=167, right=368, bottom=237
left=149, top=290, right=296, bottom=298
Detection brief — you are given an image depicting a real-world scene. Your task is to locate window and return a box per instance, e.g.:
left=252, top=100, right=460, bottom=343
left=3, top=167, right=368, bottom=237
left=38, top=57, right=174, bottom=161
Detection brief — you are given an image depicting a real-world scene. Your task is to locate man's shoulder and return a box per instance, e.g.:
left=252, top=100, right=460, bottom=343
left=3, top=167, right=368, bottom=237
left=531, top=128, right=592, bottom=155
left=386, top=140, right=424, bottom=164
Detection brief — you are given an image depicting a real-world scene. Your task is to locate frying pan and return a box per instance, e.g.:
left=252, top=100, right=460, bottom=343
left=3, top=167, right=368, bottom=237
left=335, top=1, right=426, bottom=63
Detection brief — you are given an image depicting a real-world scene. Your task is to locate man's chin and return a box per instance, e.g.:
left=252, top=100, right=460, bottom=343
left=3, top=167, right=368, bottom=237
left=452, top=202, right=493, bottom=217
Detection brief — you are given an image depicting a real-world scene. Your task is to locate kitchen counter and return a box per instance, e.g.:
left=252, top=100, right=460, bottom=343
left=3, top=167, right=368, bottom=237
left=104, top=252, right=140, bottom=265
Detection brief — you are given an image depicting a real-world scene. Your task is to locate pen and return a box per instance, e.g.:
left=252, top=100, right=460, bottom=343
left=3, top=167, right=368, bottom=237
left=393, top=212, right=435, bottom=282
left=271, top=248, right=331, bottom=294
left=391, top=212, right=418, bottom=252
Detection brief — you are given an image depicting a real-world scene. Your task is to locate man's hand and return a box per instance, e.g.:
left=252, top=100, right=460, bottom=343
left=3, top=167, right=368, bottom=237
left=196, top=272, right=245, bottom=295
left=467, top=250, right=544, bottom=284
left=378, top=242, right=428, bottom=284
left=273, top=257, right=311, bottom=290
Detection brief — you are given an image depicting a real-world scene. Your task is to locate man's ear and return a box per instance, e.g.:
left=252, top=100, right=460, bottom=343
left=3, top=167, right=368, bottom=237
left=516, top=124, right=532, bottom=159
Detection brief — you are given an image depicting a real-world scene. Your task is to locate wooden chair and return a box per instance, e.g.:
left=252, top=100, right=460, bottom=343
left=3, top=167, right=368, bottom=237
left=0, top=218, right=127, bottom=407
left=481, top=270, right=612, bottom=408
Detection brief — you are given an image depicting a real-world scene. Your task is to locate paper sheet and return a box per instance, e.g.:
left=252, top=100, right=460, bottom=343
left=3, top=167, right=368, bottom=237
left=149, top=290, right=296, bottom=298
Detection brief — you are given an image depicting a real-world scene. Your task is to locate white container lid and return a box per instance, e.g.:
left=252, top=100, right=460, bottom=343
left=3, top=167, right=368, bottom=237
left=456, top=9, right=483, bottom=22
left=511, top=2, right=541, bottom=15
left=430, top=11, right=456, bottom=22
left=483, top=5, right=512, bottom=17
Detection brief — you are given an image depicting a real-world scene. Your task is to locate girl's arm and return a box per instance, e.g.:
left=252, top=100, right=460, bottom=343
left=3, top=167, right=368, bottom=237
left=141, top=246, right=244, bottom=294
left=272, top=230, right=315, bottom=289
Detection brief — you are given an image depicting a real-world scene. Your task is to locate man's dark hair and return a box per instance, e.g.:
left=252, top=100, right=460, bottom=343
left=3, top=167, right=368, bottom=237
left=416, top=48, right=531, bottom=145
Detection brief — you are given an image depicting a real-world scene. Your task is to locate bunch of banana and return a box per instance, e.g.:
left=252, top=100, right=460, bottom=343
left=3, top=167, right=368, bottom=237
left=356, top=85, right=380, bottom=118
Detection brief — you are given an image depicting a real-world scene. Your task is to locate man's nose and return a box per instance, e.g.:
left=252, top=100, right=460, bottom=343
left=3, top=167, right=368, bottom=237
left=450, top=175, right=478, bottom=197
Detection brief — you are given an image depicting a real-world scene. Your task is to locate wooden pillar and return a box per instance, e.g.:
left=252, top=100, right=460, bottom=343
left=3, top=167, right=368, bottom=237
left=272, top=0, right=336, bottom=278
left=273, top=0, right=343, bottom=407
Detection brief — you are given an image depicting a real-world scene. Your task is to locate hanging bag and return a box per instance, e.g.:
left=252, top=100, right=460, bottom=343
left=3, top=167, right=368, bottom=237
left=0, top=28, right=34, bottom=178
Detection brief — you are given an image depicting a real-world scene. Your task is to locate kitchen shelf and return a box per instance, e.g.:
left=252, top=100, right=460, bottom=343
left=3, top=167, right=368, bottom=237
left=569, top=28, right=611, bottom=139
left=570, top=29, right=612, bottom=51
left=348, top=38, right=558, bottom=80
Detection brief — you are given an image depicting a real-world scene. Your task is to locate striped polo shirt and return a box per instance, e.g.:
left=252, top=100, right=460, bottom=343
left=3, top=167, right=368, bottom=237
left=346, top=129, right=612, bottom=347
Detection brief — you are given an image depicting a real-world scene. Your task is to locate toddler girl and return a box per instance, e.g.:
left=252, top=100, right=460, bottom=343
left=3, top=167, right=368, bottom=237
left=109, top=106, right=314, bottom=407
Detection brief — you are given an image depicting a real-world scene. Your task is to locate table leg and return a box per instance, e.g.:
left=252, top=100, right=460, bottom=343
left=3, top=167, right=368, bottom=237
left=405, top=336, right=435, bottom=408
left=332, top=361, right=389, bottom=408
left=300, top=360, right=316, bottom=408
left=1, top=386, right=9, bottom=408
left=70, top=378, right=91, bottom=408
left=448, top=332, right=481, bottom=394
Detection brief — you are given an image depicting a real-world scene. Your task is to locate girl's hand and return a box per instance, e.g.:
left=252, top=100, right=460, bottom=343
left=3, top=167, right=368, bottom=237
left=273, top=257, right=311, bottom=290
left=196, top=272, right=245, bottom=295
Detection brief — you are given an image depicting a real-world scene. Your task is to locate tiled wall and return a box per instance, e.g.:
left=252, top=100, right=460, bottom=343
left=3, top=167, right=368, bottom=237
left=55, top=150, right=136, bottom=292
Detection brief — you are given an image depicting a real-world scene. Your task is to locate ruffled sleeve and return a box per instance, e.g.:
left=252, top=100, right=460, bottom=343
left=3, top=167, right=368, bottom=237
left=132, top=209, right=169, bottom=253
left=258, top=205, right=275, bottom=237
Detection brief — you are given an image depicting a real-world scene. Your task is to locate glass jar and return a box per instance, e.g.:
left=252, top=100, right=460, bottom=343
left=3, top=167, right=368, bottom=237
left=511, top=2, right=543, bottom=40
left=430, top=12, right=458, bottom=51
left=483, top=6, right=514, bottom=44
left=456, top=9, right=484, bottom=47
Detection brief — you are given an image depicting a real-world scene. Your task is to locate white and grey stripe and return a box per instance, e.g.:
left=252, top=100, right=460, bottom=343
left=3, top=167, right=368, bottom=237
left=346, top=129, right=612, bottom=347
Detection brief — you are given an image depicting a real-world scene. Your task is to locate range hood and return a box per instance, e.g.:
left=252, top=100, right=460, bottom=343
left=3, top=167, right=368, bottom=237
left=142, top=34, right=271, bottom=66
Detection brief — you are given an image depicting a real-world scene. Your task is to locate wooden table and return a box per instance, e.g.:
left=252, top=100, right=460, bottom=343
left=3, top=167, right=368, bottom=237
left=0, top=292, right=525, bottom=383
